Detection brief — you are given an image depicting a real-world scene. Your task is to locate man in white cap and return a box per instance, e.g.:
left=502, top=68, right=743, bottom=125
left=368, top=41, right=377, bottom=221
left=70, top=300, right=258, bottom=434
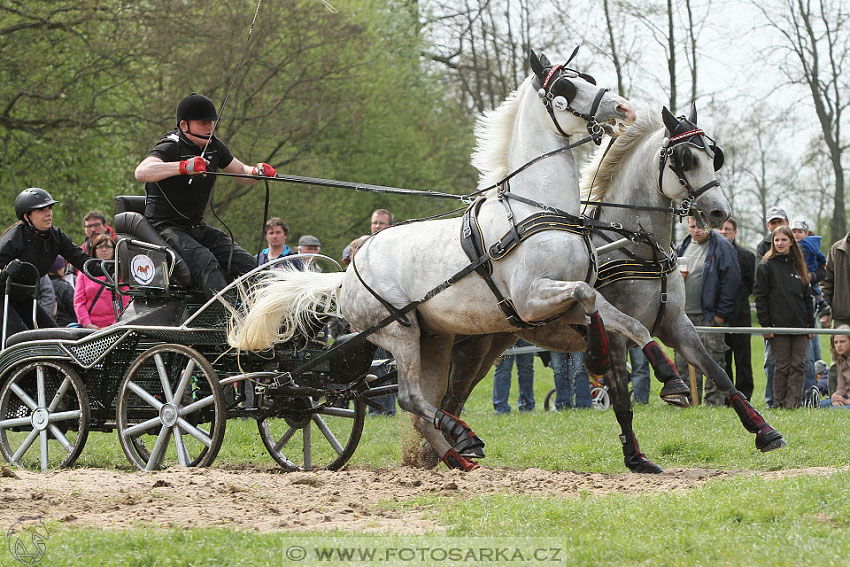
left=297, top=235, right=321, bottom=255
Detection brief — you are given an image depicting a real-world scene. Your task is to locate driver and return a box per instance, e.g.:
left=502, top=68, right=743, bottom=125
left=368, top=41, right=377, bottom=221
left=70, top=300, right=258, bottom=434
left=0, top=188, right=93, bottom=335
left=134, top=93, right=277, bottom=299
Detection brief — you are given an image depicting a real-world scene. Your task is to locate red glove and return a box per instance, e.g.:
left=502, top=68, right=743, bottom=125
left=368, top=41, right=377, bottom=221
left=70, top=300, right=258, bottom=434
left=179, top=156, right=208, bottom=175
left=252, top=162, right=277, bottom=177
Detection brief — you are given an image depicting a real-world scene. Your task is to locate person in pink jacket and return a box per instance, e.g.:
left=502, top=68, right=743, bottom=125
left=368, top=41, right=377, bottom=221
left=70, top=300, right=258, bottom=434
left=74, top=234, right=130, bottom=329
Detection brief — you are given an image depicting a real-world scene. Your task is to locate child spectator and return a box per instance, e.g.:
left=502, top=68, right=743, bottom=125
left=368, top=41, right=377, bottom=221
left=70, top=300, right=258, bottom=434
left=48, top=256, right=77, bottom=327
left=821, top=327, right=850, bottom=408
left=74, top=234, right=130, bottom=329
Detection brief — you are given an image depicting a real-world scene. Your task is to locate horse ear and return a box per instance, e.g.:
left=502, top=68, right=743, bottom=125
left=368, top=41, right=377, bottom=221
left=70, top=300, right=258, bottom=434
left=688, top=102, right=698, bottom=124
left=529, top=49, right=545, bottom=79
left=662, top=106, right=679, bottom=131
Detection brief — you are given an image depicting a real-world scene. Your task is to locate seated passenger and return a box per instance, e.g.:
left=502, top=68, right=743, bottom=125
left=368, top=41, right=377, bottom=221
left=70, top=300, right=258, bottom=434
left=74, top=235, right=131, bottom=330
left=48, top=256, right=77, bottom=327
left=0, top=188, right=92, bottom=336
left=133, top=93, right=277, bottom=299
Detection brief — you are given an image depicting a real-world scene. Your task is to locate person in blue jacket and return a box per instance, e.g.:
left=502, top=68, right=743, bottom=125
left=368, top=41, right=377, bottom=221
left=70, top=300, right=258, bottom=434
left=674, top=215, right=741, bottom=405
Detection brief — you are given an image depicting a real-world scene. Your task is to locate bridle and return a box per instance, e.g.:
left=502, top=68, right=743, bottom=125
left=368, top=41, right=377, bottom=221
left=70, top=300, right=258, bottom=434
left=657, top=125, right=725, bottom=217
left=533, top=64, right=610, bottom=145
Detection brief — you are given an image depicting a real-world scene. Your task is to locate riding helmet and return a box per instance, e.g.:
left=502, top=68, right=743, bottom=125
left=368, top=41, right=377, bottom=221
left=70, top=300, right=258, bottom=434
left=15, top=188, right=57, bottom=220
left=175, top=93, right=218, bottom=126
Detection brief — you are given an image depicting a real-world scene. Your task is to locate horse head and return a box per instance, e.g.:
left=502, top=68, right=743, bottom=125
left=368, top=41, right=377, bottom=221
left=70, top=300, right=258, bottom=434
left=658, top=104, right=728, bottom=227
left=529, top=48, right=635, bottom=141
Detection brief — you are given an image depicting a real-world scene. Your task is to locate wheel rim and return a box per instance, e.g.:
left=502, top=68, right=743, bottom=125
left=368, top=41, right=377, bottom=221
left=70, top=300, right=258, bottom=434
left=0, top=362, right=89, bottom=471
left=590, top=386, right=610, bottom=410
left=116, top=344, right=225, bottom=471
left=258, top=397, right=365, bottom=471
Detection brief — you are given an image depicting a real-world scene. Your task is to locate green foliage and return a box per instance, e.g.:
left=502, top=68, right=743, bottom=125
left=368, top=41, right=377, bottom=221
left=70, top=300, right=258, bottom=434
left=0, top=0, right=477, bottom=251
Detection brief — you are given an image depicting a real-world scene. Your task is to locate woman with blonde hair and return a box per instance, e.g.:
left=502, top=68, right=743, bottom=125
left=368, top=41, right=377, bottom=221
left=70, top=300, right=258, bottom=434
left=755, top=225, right=815, bottom=408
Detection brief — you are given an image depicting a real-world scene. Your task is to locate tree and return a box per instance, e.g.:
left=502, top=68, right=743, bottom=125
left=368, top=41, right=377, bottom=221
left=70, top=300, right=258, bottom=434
left=753, top=0, right=850, bottom=243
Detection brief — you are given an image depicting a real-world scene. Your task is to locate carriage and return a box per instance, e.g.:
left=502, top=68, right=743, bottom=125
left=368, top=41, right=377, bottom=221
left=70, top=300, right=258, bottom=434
left=0, top=196, right=396, bottom=472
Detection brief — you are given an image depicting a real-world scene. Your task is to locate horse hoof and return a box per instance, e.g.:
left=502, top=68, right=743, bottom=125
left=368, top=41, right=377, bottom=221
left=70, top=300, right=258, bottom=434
left=626, top=457, right=663, bottom=474
left=756, top=427, right=787, bottom=453
left=442, top=448, right=480, bottom=471
left=459, top=446, right=486, bottom=459
left=660, top=377, right=690, bottom=397
left=661, top=393, right=690, bottom=408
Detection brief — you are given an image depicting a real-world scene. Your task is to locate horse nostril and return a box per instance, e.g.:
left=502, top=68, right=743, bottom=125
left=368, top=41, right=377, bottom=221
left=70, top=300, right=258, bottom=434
left=617, top=101, right=636, bottom=124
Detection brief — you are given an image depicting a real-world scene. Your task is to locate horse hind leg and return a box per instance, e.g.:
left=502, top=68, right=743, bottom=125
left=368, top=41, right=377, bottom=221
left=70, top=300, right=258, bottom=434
left=403, top=333, right=483, bottom=471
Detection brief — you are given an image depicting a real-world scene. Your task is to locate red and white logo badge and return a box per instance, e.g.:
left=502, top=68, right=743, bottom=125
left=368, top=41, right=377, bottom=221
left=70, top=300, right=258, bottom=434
left=130, top=254, right=156, bottom=285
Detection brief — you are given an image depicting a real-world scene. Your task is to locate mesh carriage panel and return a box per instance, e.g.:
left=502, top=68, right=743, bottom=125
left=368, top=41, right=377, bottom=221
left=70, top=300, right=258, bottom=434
left=66, top=332, right=130, bottom=367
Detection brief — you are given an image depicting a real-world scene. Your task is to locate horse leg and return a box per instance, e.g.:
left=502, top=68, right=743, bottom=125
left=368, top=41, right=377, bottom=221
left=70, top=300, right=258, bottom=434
left=403, top=333, right=483, bottom=471
left=658, top=317, right=786, bottom=452
left=591, top=294, right=690, bottom=407
left=606, top=334, right=663, bottom=473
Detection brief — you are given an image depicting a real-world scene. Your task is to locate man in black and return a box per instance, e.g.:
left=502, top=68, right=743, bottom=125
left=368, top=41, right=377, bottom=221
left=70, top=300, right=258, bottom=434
left=719, top=217, right=755, bottom=400
left=134, top=93, right=277, bottom=299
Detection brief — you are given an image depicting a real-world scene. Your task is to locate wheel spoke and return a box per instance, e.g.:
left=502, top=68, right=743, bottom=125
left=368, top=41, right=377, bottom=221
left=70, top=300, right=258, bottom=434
left=177, top=393, right=215, bottom=416
left=127, top=381, right=165, bottom=411
left=145, top=424, right=172, bottom=471
left=312, top=414, right=344, bottom=455
left=176, top=418, right=212, bottom=447
left=122, top=416, right=162, bottom=439
left=173, top=361, right=195, bottom=403
left=39, top=430, right=48, bottom=471
left=303, top=425, right=312, bottom=470
left=318, top=406, right=356, bottom=418
left=272, top=425, right=297, bottom=453
left=12, top=429, right=39, bottom=463
left=36, top=366, right=46, bottom=408
left=48, top=425, right=74, bottom=453
left=47, top=377, right=72, bottom=412
left=0, top=416, right=32, bottom=429
left=173, top=427, right=190, bottom=466
left=154, top=353, right=175, bottom=402
left=10, top=383, right=38, bottom=412
left=47, top=410, right=82, bottom=423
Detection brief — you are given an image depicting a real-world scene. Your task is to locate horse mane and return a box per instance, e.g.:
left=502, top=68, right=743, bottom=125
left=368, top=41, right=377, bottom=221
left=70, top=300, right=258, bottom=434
left=470, top=77, right=532, bottom=190
left=580, top=110, right=663, bottom=202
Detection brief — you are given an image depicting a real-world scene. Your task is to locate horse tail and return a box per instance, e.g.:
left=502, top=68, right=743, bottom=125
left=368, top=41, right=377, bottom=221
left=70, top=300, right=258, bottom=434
left=227, top=269, right=345, bottom=351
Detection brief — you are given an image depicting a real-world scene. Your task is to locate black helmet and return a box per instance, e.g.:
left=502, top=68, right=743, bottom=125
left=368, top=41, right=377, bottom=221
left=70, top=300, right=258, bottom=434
left=15, top=188, right=57, bottom=220
left=175, top=93, right=218, bottom=126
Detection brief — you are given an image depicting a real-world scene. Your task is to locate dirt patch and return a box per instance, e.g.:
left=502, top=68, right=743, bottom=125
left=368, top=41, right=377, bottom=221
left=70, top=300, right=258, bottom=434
left=0, top=465, right=836, bottom=533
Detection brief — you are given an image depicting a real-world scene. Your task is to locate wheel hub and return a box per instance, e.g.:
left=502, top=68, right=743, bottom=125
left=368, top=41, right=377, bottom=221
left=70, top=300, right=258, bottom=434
left=160, top=403, right=179, bottom=427
left=31, top=407, right=50, bottom=431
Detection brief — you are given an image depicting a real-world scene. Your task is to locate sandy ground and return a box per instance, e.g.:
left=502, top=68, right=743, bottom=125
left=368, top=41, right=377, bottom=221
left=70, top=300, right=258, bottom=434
left=0, top=465, right=836, bottom=533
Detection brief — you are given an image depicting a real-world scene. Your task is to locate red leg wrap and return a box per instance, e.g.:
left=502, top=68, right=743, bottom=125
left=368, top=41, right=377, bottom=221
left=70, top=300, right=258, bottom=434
left=584, top=311, right=610, bottom=377
left=434, top=409, right=485, bottom=458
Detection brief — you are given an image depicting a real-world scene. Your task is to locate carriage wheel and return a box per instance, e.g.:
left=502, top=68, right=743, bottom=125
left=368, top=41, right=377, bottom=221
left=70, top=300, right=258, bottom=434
left=116, top=344, right=226, bottom=471
left=591, top=386, right=611, bottom=410
left=257, top=396, right=366, bottom=472
left=0, top=362, right=89, bottom=471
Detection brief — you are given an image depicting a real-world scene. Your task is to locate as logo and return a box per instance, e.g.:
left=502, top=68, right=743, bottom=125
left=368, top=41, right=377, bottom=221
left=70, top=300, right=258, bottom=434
left=7, top=515, right=49, bottom=564
left=131, top=254, right=156, bottom=285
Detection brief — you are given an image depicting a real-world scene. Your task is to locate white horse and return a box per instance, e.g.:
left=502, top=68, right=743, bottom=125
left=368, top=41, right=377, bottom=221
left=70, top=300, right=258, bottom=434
left=438, top=106, right=785, bottom=472
left=228, top=51, right=687, bottom=470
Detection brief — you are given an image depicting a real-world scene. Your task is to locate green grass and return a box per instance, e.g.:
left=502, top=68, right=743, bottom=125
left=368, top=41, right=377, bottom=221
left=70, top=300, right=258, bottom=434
left=4, top=335, right=848, bottom=566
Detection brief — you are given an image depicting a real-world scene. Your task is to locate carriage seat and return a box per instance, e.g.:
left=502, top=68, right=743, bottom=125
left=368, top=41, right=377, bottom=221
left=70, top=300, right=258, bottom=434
left=5, top=327, right=95, bottom=349
left=113, top=195, right=193, bottom=287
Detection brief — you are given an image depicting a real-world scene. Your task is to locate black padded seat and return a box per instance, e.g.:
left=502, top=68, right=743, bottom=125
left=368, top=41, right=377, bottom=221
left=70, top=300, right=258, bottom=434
left=5, top=327, right=96, bottom=348
left=113, top=196, right=193, bottom=287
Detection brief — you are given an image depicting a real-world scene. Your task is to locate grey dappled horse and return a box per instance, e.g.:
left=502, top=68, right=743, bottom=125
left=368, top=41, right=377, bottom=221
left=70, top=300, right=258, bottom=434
left=228, top=51, right=690, bottom=470
left=435, top=106, right=786, bottom=472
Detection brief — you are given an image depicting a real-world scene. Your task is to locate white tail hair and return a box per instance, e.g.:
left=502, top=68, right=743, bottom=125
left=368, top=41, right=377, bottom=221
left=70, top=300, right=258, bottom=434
left=227, top=269, right=345, bottom=351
